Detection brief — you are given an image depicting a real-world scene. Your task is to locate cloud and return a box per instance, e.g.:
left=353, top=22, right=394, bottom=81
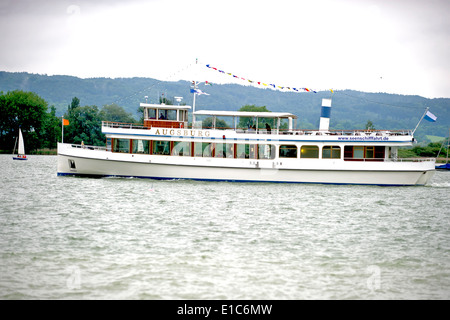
left=0, top=0, right=448, bottom=98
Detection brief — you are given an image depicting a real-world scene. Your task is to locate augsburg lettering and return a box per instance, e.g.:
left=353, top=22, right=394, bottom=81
left=154, top=129, right=211, bottom=137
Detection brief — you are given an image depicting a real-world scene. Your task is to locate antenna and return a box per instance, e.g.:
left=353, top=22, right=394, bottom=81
left=174, top=96, right=183, bottom=105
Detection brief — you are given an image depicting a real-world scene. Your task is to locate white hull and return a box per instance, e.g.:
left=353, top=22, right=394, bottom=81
left=57, top=143, right=435, bottom=186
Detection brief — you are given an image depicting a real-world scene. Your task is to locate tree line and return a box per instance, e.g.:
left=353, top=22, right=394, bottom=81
left=0, top=90, right=136, bottom=153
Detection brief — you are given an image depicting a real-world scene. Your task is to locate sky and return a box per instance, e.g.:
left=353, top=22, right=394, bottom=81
left=0, top=0, right=449, bottom=98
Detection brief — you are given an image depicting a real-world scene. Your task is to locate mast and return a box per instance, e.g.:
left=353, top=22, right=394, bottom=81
left=192, top=58, right=199, bottom=126
left=412, top=107, right=429, bottom=135
left=192, top=80, right=197, bottom=125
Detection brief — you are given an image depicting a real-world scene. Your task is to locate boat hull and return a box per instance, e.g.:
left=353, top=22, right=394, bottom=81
left=57, top=144, right=435, bottom=186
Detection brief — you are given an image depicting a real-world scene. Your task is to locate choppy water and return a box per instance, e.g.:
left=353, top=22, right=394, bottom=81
left=0, top=155, right=449, bottom=300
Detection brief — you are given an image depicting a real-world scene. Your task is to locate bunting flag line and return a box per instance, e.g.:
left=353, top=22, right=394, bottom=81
left=205, top=64, right=317, bottom=93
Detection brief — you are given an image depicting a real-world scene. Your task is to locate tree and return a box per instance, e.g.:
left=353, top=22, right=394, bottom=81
left=99, top=104, right=136, bottom=123
left=0, top=90, right=48, bottom=152
left=238, top=105, right=271, bottom=129
left=365, top=120, right=376, bottom=130
left=64, top=99, right=104, bottom=146
left=40, top=105, right=61, bottom=149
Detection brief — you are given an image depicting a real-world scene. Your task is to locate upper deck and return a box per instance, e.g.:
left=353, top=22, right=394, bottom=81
left=105, top=103, right=413, bottom=142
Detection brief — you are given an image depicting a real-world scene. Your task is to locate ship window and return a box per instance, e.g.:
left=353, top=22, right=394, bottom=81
left=226, top=144, right=235, bottom=158
left=353, top=146, right=364, bottom=158
left=258, top=144, right=275, bottom=159
left=148, top=109, right=156, bottom=119
left=236, top=144, right=248, bottom=159
left=365, top=146, right=374, bottom=158
left=106, top=138, right=112, bottom=151
left=279, top=145, right=297, bottom=158
left=173, top=141, right=191, bottom=156
left=375, top=146, right=385, bottom=159
left=167, top=110, right=177, bottom=121
left=158, top=110, right=167, bottom=120
left=113, top=139, right=130, bottom=153
left=132, top=139, right=149, bottom=154
left=236, top=144, right=256, bottom=159
left=194, top=142, right=213, bottom=157
left=153, top=140, right=170, bottom=155
left=322, top=146, right=341, bottom=159
left=214, top=143, right=226, bottom=158
left=300, top=145, right=319, bottom=158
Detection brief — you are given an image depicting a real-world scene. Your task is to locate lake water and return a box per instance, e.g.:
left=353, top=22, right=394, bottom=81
left=1, top=154, right=449, bottom=300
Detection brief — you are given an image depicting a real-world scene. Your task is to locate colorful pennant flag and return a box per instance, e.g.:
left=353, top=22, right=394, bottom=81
left=205, top=64, right=317, bottom=93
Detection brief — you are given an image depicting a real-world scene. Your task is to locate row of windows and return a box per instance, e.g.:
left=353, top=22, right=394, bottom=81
left=109, top=139, right=385, bottom=160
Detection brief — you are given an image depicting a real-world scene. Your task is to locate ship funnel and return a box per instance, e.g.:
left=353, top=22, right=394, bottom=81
left=319, top=98, right=332, bottom=131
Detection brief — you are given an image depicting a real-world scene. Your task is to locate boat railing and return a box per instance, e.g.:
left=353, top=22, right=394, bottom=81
left=343, top=157, right=434, bottom=162
left=392, top=157, right=435, bottom=162
left=69, top=144, right=107, bottom=151
left=102, top=121, right=412, bottom=137
left=102, top=121, right=148, bottom=130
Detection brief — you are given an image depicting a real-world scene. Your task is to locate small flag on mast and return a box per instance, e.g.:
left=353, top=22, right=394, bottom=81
left=424, top=110, right=437, bottom=122
left=63, top=119, right=70, bottom=126
left=190, top=89, right=210, bottom=96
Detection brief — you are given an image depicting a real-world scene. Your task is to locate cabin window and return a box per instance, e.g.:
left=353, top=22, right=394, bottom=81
left=167, top=110, right=177, bottom=121
left=344, top=146, right=385, bottom=161
left=279, top=145, right=297, bottom=158
left=173, top=141, right=191, bottom=156
left=152, top=140, right=170, bottom=155
left=214, top=143, right=226, bottom=158
left=236, top=144, right=256, bottom=159
left=113, top=139, right=130, bottom=153
left=353, top=146, right=364, bottom=158
left=132, top=139, right=149, bottom=154
left=194, top=142, right=213, bottom=157
left=212, top=143, right=234, bottom=158
left=258, top=144, right=275, bottom=159
left=365, top=146, right=374, bottom=158
left=106, top=138, right=112, bottom=151
left=322, top=146, right=341, bottom=159
left=148, top=109, right=156, bottom=119
left=300, top=145, right=319, bottom=158
left=226, top=144, right=235, bottom=158
left=158, top=110, right=167, bottom=120
left=375, top=146, right=385, bottom=159
left=236, top=144, right=248, bottom=158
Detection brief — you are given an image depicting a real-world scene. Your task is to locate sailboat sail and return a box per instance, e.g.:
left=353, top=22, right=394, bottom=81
left=18, top=129, right=25, bottom=155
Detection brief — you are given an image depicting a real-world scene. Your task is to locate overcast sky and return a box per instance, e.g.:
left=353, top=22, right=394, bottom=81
left=1, top=0, right=449, bottom=98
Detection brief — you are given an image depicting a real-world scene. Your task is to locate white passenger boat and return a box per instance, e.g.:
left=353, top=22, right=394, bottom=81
left=57, top=97, right=435, bottom=186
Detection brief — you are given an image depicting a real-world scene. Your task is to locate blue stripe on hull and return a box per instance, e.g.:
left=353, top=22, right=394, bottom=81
left=56, top=172, right=415, bottom=186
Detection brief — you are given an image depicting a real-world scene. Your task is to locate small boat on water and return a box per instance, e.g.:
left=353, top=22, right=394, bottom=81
left=57, top=89, right=436, bottom=186
left=435, top=129, right=449, bottom=170
left=12, top=128, right=27, bottom=161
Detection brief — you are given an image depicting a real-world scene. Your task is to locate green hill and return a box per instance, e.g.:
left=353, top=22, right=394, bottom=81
left=1, top=71, right=448, bottom=142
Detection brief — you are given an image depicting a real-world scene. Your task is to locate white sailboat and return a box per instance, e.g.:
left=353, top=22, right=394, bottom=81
left=12, top=128, right=27, bottom=160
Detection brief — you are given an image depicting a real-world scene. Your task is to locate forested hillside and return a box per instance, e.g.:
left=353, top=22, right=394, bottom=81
left=1, top=71, right=448, bottom=142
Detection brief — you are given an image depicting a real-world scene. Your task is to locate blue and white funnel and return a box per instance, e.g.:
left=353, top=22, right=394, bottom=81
left=319, top=98, right=332, bottom=131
